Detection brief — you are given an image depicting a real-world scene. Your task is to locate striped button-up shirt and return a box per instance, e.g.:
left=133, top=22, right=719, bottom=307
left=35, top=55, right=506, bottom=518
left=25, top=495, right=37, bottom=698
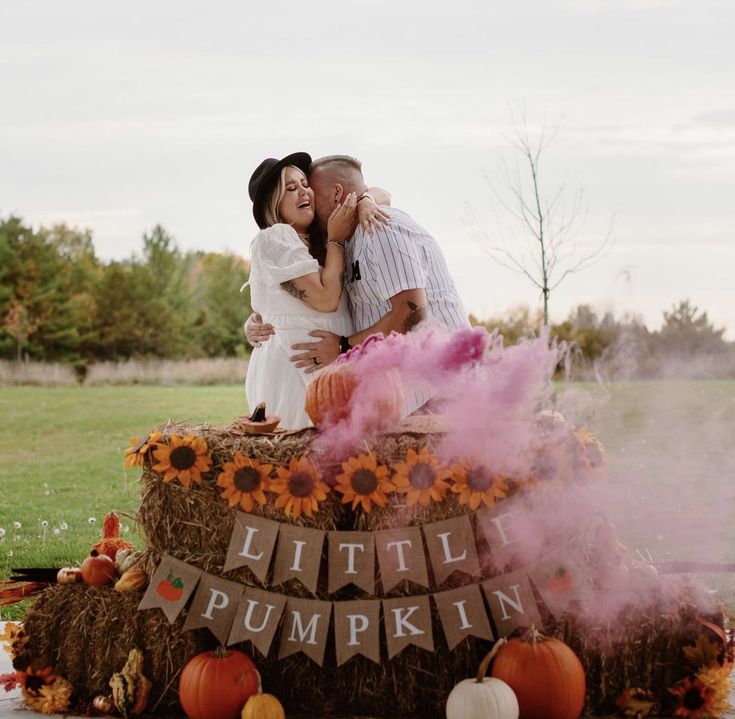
left=344, top=207, right=469, bottom=415
left=344, top=207, right=469, bottom=333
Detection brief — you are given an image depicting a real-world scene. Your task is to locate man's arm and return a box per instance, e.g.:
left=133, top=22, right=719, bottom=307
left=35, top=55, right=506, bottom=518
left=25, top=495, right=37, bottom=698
left=290, top=287, right=428, bottom=373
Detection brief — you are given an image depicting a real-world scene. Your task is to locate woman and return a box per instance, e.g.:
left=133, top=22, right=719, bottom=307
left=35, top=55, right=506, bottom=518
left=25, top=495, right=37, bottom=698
left=245, top=152, right=388, bottom=428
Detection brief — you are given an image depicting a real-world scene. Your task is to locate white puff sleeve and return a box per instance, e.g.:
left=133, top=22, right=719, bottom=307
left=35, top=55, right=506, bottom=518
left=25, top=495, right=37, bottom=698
left=250, top=224, right=319, bottom=284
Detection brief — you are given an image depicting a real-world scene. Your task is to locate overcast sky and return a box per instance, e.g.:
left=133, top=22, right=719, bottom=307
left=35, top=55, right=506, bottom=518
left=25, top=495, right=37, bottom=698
left=2, top=0, right=734, bottom=337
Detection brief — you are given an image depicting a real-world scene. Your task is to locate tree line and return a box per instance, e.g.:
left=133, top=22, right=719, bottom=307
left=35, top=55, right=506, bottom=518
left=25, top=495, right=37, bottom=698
left=0, top=215, right=251, bottom=370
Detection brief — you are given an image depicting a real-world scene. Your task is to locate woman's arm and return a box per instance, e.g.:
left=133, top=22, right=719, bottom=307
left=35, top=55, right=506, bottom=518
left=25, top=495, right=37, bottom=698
left=280, top=193, right=357, bottom=312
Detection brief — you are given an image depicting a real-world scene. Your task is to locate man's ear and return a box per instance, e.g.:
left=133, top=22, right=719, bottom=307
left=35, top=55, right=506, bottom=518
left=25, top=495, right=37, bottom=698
left=334, top=184, right=345, bottom=203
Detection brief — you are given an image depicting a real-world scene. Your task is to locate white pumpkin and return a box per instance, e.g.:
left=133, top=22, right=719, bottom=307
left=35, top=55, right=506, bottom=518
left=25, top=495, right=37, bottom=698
left=446, top=676, right=519, bottom=719
left=446, top=639, right=519, bottom=719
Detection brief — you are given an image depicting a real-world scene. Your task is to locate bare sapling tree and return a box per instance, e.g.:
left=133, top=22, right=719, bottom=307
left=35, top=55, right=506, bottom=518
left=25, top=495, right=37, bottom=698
left=468, top=113, right=613, bottom=326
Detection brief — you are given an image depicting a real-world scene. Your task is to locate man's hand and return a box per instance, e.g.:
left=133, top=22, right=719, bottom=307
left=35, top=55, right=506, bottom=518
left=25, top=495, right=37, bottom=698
left=290, top=330, right=341, bottom=374
left=244, top=312, right=274, bottom=348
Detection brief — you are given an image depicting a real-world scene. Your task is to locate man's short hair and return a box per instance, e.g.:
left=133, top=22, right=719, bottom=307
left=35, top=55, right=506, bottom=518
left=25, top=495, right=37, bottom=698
left=310, top=155, right=363, bottom=174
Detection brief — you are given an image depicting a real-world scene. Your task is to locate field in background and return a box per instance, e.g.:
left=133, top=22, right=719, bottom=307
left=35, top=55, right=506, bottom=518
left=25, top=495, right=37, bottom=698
left=0, top=358, right=248, bottom=387
left=2, top=381, right=734, bottom=619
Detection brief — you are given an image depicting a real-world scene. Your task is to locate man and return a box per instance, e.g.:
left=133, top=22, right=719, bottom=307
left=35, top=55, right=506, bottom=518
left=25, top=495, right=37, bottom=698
left=246, top=154, right=469, bottom=410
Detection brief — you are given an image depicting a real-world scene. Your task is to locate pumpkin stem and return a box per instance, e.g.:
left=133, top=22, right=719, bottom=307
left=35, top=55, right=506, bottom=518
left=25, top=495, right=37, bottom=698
left=523, top=625, right=547, bottom=644
left=249, top=403, right=267, bottom=422
left=213, top=645, right=229, bottom=658
left=475, top=638, right=506, bottom=683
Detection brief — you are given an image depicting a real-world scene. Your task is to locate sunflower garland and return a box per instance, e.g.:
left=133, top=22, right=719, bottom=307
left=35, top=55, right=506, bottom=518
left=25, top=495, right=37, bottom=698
left=216, top=454, right=273, bottom=512
left=334, top=452, right=396, bottom=512
left=450, top=462, right=508, bottom=510
left=123, top=431, right=163, bottom=469
left=668, top=676, right=722, bottom=718
left=152, top=434, right=212, bottom=487
left=17, top=666, right=73, bottom=715
left=392, top=447, right=452, bottom=507
left=270, top=456, right=330, bottom=519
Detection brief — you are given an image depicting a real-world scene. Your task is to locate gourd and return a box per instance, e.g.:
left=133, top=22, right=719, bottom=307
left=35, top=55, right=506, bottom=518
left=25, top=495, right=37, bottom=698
left=446, top=639, right=519, bottom=719
left=109, top=648, right=151, bottom=716
left=114, top=568, right=148, bottom=592
left=179, top=647, right=260, bottom=719
left=491, top=628, right=585, bottom=719
left=241, top=692, right=285, bottom=719
left=80, top=551, right=116, bottom=586
left=115, top=548, right=143, bottom=575
left=92, top=512, right=135, bottom=560
left=56, top=567, right=82, bottom=585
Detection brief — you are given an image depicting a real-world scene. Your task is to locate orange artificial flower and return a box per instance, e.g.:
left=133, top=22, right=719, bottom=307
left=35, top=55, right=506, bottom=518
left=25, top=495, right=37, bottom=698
left=216, top=454, right=273, bottom=512
left=17, top=665, right=73, bottom=714
left=334, top=452, right=395, bottom=512
left=696, top=665, right=731, bottom=715
left=450, top=463, right=508, bottom=510
left=392, top=447, right=452, bottom=507
left=669, top=676, right=723, bottom=718
left=123, top=431, right=163, bottom=469
left=270, top=457, right=330, bottom=519
left=152, top=434, right=212, bottom=487
left=615, top=688, right=659, bottom=718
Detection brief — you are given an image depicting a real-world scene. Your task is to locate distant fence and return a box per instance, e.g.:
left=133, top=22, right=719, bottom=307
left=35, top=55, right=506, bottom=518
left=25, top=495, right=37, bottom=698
left=0, top=358, right=248, bottom=387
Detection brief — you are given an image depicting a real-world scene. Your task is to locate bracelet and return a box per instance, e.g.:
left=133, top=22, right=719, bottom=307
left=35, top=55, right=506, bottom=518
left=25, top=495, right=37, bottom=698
left=326, top=240, right=345, bottom=250
left=356, top=192, right=375, bottom=204
left=339, top=335, right=352, bottom=354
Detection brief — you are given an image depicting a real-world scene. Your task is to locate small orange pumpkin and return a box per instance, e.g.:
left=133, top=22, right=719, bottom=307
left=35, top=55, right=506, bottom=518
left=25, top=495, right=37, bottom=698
left=304, top=361, right=404, bottom=428
left=491, top=628, right=586, bottom=719
left=179, top=646, right=260, bottom=719
left=241, top=692, right=285, bottom=719
left=81, top=551, right=116, bottom=586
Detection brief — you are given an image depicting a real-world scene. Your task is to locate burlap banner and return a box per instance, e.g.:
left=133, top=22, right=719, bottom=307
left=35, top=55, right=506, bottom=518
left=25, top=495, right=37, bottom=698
left=433, top=584, right=494, bottom=650
left=182, top=572, right=244, bottom=643
left=223, top=512, right=280, bottom=581
left=278, top=597, right=332, bottom=666
left=382, top=594, right=434, bottom=659
left=138, top=554, right=202, bottom=623
left=272, top=524, right=325, bottom=595
left=476, top=501, right=524, bottom=570
left=482, top=569, right=542, bottom=636
left=227, top=587, right=287, bottom=656
left=423, top=515, right=481, bottom=584
left=328, top=531, right=375, bottom=594
left=375, top=526, right=429, bottom=592
left=333, top=599, right=381, bottom=666
left=529, top=553, right=589, bottom=618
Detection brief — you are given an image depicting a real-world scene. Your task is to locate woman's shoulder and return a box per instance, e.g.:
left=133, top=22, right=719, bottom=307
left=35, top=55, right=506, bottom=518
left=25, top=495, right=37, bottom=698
left=252, top=223, right=299, bottom=244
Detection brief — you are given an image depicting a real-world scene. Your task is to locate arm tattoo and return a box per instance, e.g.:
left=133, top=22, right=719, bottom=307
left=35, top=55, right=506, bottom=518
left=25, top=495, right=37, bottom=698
left=403, top=300, right=428, bottom=333
left=281, top=280, right=308, bottom=302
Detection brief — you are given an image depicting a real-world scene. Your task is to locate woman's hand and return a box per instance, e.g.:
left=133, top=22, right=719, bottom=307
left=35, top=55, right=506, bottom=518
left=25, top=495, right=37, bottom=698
left=244, top=312, right=274, bottom=348
left=357, top=196, right=390, bottom=235
left=326, top=192, right=358, bottom=245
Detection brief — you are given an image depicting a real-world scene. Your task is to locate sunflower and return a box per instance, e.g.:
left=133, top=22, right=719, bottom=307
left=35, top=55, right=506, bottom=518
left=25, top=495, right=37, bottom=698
left=615, top=688, right=659, bottom=718
left=334, top=452, right=396, bottom=512
left=216, top=454, right=273, bottom=512
left=270, top=457, right=330, bottom=518
left=392, top=447, right=452, bottom=507
left=152, top=434, right=212, bottom=487
left=123, top=431, right=163, bottom=469
left=450, top=462, right=508, bottom=510
left=669, top=676, right=722, bottom=718
left=696, top=665, right=731, bottom=714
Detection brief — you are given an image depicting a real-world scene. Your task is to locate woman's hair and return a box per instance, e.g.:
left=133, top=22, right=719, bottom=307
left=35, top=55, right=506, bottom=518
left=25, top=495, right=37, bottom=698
left=262, top=165, right=305, bottom=227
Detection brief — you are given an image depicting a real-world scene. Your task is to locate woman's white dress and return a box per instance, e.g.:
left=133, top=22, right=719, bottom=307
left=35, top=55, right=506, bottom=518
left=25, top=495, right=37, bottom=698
left=245, top=224, right=354, bottom=429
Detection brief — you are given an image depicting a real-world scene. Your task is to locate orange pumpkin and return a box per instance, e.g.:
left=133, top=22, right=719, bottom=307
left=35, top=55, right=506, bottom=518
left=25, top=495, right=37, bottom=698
left=80, top=551, right=116, bottom=586
left=491, top=629, right=585, bottom=719
left=92, top=512, right=135, bottom=560
left=304, top=361, right=404, bottom=428
left=179, top=647, right=260, bottom=719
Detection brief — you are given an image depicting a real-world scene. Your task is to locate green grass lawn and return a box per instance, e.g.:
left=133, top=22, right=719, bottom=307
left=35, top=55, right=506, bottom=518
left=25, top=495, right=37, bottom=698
left=2, top=381, right=734, bottom=621
left=0, top=386, right=246, bottom=589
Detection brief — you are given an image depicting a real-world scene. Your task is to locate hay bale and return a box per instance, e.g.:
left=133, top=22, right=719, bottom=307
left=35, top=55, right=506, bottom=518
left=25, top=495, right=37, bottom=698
left=17, top=584, right=208, bottom=713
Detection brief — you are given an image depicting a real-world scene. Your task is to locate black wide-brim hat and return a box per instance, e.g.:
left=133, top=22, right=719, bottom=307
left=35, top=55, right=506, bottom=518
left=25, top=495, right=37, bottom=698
left=248, top=151, right=312, bottom=229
